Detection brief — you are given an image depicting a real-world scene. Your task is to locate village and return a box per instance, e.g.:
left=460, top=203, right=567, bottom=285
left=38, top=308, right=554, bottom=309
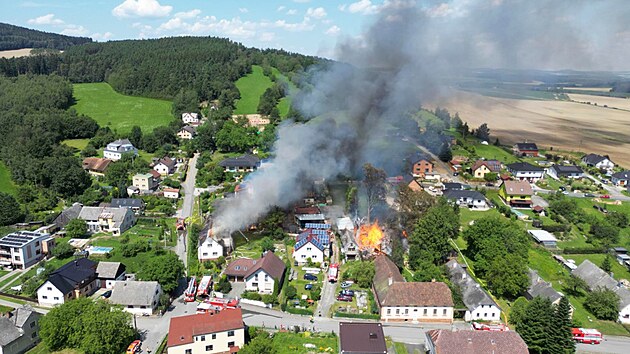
left=1, top=106, right=630, bottom=354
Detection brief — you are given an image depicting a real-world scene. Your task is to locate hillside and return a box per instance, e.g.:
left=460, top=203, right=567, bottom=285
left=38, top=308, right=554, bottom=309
left=0, top=22, right=91, bottom=51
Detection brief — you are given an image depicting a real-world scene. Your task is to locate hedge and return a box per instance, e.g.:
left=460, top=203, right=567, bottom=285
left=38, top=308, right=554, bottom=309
left=286, top=307, right=313, bottom=316
left=334, top=312, right=380, bottom=320
left=561, top=247, right=607, bottom=254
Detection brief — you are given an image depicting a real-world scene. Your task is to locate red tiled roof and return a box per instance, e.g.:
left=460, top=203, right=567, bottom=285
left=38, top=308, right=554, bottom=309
left=427, top=329, right=528, bottom=354
left=164, top=188, right=180, bottom=193
left=167, top=309, right=243, bottom=348
left=382, top=282, right=453, bottom=307
left=224, top=258, right=257, bottom=278
left=294, top=206, right=321, bottom=215
left=82, top=157, right=112, bottom=173
left=149, top=170, right=161, bottom=178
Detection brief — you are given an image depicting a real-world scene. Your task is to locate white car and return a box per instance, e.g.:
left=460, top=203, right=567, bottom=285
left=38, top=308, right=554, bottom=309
left=340, top=281, right=353, bottom=289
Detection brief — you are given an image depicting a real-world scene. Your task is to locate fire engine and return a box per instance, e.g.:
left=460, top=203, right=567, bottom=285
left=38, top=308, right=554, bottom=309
left=472, top=322, right=509, bottom=332
left=196, top=275, right=212, bottom=297
left=184, top=277, right=196, bottom=302
left=328, top=263, right=339, bottom=282
left=572, top=328, right=602, bottom=344
left=205, top=297, right=239, bottom=309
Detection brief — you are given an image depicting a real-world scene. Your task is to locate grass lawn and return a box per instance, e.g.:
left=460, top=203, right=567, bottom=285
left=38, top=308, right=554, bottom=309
left=0, top=304, right=13, bottom=312
left=61, top=138, right=89, bottom=151
left=270, top=331, right=337, bottom=354
left=0, top=269, right=8, bottom=278
left=393, top=342, right=409, bottom=354
left=234, top=65, right=274, bottom=115
left=0, top=161, right=17, bottom=196
left=27, top=343, right=83, bottom=354
left=72, top=82, right=173, bottom=134
left=459, top=208, right=501, bottom=229
left=272, top=68, right=298, bottom=118
left=0, top=272, right=21, bottom=289
left=473, top=144, right=520, bottom=164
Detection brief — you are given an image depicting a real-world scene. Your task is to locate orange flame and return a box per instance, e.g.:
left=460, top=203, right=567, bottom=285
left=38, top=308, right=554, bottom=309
left=356, top=220, right=384, bottom=250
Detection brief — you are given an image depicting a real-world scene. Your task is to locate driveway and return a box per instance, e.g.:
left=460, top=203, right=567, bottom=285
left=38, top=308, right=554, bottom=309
left=135, top=295, right=194, bottom=353
left=316, top=240, right=340, bottom=317
left=227, top=282, right=246, bottom=298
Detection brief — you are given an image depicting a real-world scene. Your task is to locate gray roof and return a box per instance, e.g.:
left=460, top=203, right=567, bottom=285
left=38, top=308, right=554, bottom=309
left=443, top=189, right=485, bottom=201
left=109, top=281, right=161, bottom=306
left=110, top=198, right=143, bottom=209
left=218, top=154, right=260, bottom=168
left=78, top=206, right=131, bottom=228
left=572, top=260, right=630, bottom=308
left=442, top=182, right=469, bottom=191
left=96, top=262, right=126, bottom=280
left=507, top=162, right=544, bottom=172
left=105, top=139, right=135, bottom=152
left=551, top=165, right=583, bottom=175
left=526, top=269, right=563, bottom=303
left=0, top=305, right=37, bottom=347
left=447, top=260, right=498, bottom=311
left=53, top=203, right=83, bottom=228
left=612, top=171, right=630, bottom=180
left=582, top=154, right=608, bottom=166
left=180, top=126, right=197, bottom=134
left=514, top=142, right=538, bottom=151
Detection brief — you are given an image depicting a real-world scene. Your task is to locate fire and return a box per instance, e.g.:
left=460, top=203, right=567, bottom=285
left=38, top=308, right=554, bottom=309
left=356, top=221, right=384, bottom=250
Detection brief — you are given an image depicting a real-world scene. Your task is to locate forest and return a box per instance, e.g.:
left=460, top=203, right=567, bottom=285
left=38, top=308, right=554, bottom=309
left=0, top=22, right=92, bottom=51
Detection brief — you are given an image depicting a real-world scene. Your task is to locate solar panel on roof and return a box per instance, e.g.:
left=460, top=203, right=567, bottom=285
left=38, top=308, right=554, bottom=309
left=305, top=223, right=330, bottom=229
left=318, top=234, right=330, bottom=245
left=312, top=229, right=328, bottom=235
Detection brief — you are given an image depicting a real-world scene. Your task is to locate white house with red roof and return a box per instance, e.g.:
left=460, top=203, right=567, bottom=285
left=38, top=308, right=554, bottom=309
left=167, top=309, right=244, bottom=354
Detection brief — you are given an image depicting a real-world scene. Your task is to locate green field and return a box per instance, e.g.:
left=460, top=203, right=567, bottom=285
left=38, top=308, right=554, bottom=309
left=234, top=65, right=274, bottom=115
left=270, top=331, right=337, bottom=354
left=0, top=161, right=16, bottom=196
left=72, top=83, right=173, bottom=134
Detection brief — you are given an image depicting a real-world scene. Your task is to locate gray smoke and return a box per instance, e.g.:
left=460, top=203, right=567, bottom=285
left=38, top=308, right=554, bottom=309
left=212, top=0, right=630, bottom=233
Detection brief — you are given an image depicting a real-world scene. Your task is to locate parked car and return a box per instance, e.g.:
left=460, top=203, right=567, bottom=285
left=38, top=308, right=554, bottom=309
left=340, top=281, right=353, bottom=288
left=305, top=283, right=313, bottom=290
left=453, top=172, right=459, bottom=176
left=559, top=186, right=566, bottom=191
left=126, top=340, right=142, bottom=354
left=337, top=295, right=353, bottom=302
left=102, top=290, right=112, bottom=298
left=601, top=194, right=611, bottom=199
left=340, top=289, right=355, bottom=297
left=303, top=273, right=318, bottom=281
left=584, top=193, right=595, bottom=197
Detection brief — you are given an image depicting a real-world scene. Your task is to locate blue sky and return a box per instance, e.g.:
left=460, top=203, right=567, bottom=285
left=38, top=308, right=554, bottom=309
left=0, top=0, right=412, bottom=58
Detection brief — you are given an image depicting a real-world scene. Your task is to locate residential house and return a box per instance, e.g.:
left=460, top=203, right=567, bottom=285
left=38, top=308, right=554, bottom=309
left=133, top=173, right=158, bottom=192
left=218, top=154, right=260, bottom=173
left=177, top=126, right=197, bottom=140
left=373, top=255, right=454, bottom=323
left=499, top=180, right=533, bottom=208
left=513, top=142, right=539, bottom=157
left=526, top=269, right=564, bottom=306
left=0, top=231, right=54, bottom=270
left=36, top=258, right=98, bottom=307
left=0, top=305, right=41, bottom=354
left=153, top=157, right=177, bottom=176
left=110, top=198, right=145, bottom=214
left=96, top=262, right=127, bottom=289
left=166, top=309, right=245, bottom=354
left=582, top=154, right=615, bottom=171
left=402, top=175, right=423, bottom=192
left=103, top=139, right=138, bottom=161
left=547, top=165, right=584, bottom=180
left=163, top=188, right=180, bottom=199
left=506, top=162, right=545, bottom=182
left=181, top=112, right=199, bottom=124
left=443, top=190, right=488, bottom=209
left=294, top=206, right=326, bottom=229
left=338, top=322, right=387, bottom=354
left=446, top=260, right=501, bottom=322
left=109, top=281, right=162, bottom=316
left=425, top=330, right=528, bottom=354
left=411, top=158, right=433, bottom=178
left=81, top=157, right=112, bottom=177
left=224, top=258, right=257, bottom=282
left=243, top=251, right=286, bottom=294
left=53, top=203, right=83, bottom=230
left=293, top=228, right=331, bottom=265
left=471, top=160, right=501, bottom=179
left=126, top=186, right=140, bottom=196
left=528, top=230, right=558, bottom=248
left=442, top=182, right=468, bottom=191
left=572, top=260, right=630, bottom=324
left=612, top=171, right=630, bottom=187
left=78, top=206, right=136, bottom=236
left=198, top=234, right=225, bottom=262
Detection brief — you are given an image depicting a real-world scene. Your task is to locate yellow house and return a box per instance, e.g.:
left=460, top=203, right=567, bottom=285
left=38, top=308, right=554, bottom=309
left=499, top=180, right=533, bottom=208
left=471, top=160, right=501, bottom=179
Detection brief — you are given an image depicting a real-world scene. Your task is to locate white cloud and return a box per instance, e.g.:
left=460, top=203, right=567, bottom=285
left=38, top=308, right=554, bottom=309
left=259, top=32, right=275, bottom=42
left=274, top=18, right=315, bottom=32
left=61, top=24, right=89, bottom=36
left=293, top=0, right=311, bottom=3
left=92, top=32, right=114, bottom=41
left=173, top=9, right=200, bottom=19
left=347, top=0, right=379, bottom=15
left=286, top=9, right=298, bottom=15
left=112, top=0, right=172, bottom=18
left=340, top=0, right=415, bottom=15
left=27, top=13, right=64, bottom=25
left=306, top=7, right=327, bottom=20
left=159, top=17, right=184, bottom=31
left=188, top=16, right=259, bottom=39
left=277, top=6, right=286, bottom=12
left=239, top=8, right=248, bottom=13
left=325, top=25, right=341, bottom=36
left=424, top=1, right=468, bottom=18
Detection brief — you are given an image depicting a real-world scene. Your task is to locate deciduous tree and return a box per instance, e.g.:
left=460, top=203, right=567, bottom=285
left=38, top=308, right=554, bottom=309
left=137, top=252, right=184, bottom=294
left=585, top=288, right=620, bottom=320
left=408, top=199, right=459, bottom=265
left=65, top=219, right=88, bottom=239
left=0, top=192, right=23, bottom=226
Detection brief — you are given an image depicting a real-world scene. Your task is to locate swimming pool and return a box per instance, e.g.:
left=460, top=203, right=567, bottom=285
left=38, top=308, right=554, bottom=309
left=86, top=246, right=113, bottom=254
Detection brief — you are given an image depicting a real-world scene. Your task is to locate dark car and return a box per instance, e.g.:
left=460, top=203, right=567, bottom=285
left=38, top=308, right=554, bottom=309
left=339, top=289, right=355, bottom=297
left=303, top=273, right=318, bottom=281
left=102, top=290, right=112, bottom=299
left=584, top=193, right=595, bottom=197
left=305, top=283, right=313, bottom=290
left=559, top=186, right=566, bottom=191
left=337, top=295, right=353, bottom=302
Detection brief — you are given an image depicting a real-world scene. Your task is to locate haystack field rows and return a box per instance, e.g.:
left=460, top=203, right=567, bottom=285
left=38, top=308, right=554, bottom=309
left=430, top=91, right=630, bottom=163
left=567, top=93, right=630, bottom=111
left=566, top=87, right=612, bottom=92
left=0, top=48, right=32, bottom=58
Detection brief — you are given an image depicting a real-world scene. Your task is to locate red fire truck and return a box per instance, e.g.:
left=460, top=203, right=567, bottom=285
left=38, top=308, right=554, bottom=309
left=206, top=297, right=239, bottom=309
left=328, top=263, right=339, bottom=282
left=572, top=328, right=603, bottom=344
left=472, top=322, right=509, bottom=332
left=196, top=275, right=212, bottom=297
left=184, top=277, right=196, bottom=302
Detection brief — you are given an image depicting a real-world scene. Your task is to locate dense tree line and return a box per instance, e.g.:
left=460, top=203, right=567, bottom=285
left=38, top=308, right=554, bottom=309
left=257, top=82, right=285, bottom=117
left=0, top=22, right=92, bottom=51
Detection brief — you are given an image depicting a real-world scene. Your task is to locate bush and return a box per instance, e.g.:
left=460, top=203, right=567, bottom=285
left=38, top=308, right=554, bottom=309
left=561, top=247, right=606, bottom=254
left=52, top=242, right=74, bottom=259
left=333, top=312, right=380, bottom=320
left=242, top=291, right=262, bottom=301
left=585, top=288, right=620, bottom=320
left=286, top=307, right=313, bottom=316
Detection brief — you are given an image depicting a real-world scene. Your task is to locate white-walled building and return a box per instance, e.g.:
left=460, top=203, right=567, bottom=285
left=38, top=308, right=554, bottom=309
left=181, top=112, right=199, bottom=124
left=109, top=281, right=162, bottom=316
left=78, top=206, right=135, bottom=236
left=96, top=262, right=127, bottom=289
left=447, top=260, right=501, bottom=322
left=177, top=126, right=197, bottom=140
left=547, top=165, right=584, bottom=180
left=167, top=309, right=244, bottom=354
left=163, top=188, right=180, bottom=199
left=0, top=231, right=54, bottom=269
left=443, top=190, right=488, bottom=210
left=103, top=139, right=138, bottom=161
left=198, top=235, right=224, bottom=262
left=293, top=236, right=325, bottom=265
left=36, top=258, right=98, bottom=307
left=225, top=252, right=286, bottom=294
left=153, top=157, right=176, bottom=176
left=507, top=162, right=546, bottom=182
left=582, top=154, right=615, bottom=171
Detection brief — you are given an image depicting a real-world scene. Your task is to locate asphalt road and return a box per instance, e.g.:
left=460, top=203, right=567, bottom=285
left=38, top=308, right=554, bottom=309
left=179, top=153, right=199, bottom=219
left=316, top=242, right=340, bottom=317
left=135, top=294, right=194, bottom=353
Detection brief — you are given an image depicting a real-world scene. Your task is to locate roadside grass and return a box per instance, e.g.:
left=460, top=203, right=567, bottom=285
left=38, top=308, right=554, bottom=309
left=393, top=342, right=409, bottom=354
left=234, top=65, right=274, bottom=115
left=72, top=82, right=173, bottom=134
left=0, top=161, right=17, bottom=196
left=27, top=343, right=83, bottom=354
left=0, top=272, right=21, bottom=289
left=270, top=331, right=337, bottom=354
left=0, top=304, right=13, bottom=312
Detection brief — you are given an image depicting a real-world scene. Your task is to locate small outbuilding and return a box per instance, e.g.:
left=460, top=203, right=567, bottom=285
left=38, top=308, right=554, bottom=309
left=528, top=230, right=558, bottom=248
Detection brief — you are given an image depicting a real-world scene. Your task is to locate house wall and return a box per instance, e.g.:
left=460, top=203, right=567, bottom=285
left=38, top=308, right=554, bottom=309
left=177, top=131, right=193, bottom=139
left=37, top=281, right=67, bottom=307
left=612, top=177, right=628, bottom=187
left=154, top=164, right=172, bottom=175
left=120, top=287, right=162, bottom=316
left=466, top=304, right=502, bottom=322
left=474, top=165, right=491, bottom=179
left=380, top=306, right=453, bottom=323
left=164, top=191, right=179, bottom=199
left=293, top=245, right=324, bottom=265
left=620, top=305, right=630, bottom=324
left=412, top=160, right=433, bottom=177
left=133, top=176, right=156, bottom=191
left=245, top=270, right=275, bottom=294
left=1, top=312, right=40, bottom=354
left=198, top=241, right=223, bottom=261
left=510, top=170, right=544, bottom=182
left=103, top=150, right=122, bottom=161
left=167, top=328, right=245, bottom=354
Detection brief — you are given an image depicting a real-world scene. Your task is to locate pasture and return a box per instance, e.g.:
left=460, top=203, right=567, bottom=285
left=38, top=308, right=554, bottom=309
left=0, top=161, right=16, bottom=196
left=430, top=91, right=630, bottom=164
left=72, top=83, right=173, bottom=134
left=234, top=65, right=274, bottom=115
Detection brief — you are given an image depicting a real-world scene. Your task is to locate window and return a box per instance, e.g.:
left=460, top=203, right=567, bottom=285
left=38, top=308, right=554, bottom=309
left=443, top=309, right=447, bottom=316
left=405, top=309, right=408, bottom=315
left=212, top=334, right=216, bottom=339
left=30, top=321, right=36, bottom=328
left=423, top=309, right=427, bottom=315
left=307, top=247, right=312, bottom=251
left=141, top=306, right=147, bottom=309
left=14, top=256, right=20, bottom=261
left=54, top=297, right=59, bottom=300
left=387, top=309, right=391, bottom=315
left=185, top=350, right=192, bottom=354
left=228, top=330, right=235, bottom=337
left=396, top=309, right=399, bottom=315
left=203, top=252, right=208, bottom=256
left=47, top=287, right=52, bottom=291
left=235, top=266, right=240, bottom=270
left=484, top=313, right=487, bottom=317
left=31, top=332, right=37, bottom=339
left=228, top=341, right=235, bottom=347
left=206, top=345, right=213, bottom=351
left=42, top=296, right=48, bottom=299
left=433, top=309, right=437, bottom=316
left=200, top=335, right=205, bottom=341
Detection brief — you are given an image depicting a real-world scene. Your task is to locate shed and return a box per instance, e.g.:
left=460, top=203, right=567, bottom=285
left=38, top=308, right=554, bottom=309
left=528, top=230, right=558, bottom=248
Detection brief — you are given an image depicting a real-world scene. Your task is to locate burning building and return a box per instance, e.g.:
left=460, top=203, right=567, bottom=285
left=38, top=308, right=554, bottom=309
left=355, top=220, right=391, bottom=258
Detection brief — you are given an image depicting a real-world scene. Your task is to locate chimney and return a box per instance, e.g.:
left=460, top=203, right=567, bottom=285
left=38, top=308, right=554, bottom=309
left=388, top=277, right=393, bottom=286
left=369, top=333, right=377, bottom=339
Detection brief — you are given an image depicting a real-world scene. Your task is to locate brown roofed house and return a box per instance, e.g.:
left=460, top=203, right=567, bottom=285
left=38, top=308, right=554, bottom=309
left=425, top=329, right=528, bottom=354
left=224, top=252, right=285, bottom=294
left=167, top=309, right=244, bottom=354
left=82, top=157, right=112, bottom=177
left=339, top=322, right=387, bottom=354
left=412, top=158, right=433, bottom=178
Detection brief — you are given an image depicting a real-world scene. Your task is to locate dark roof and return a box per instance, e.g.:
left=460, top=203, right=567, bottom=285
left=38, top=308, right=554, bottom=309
left=442, top=182, right=467, bottom=191
left=427, top=330, right=528, bottom=354
left=224, top=258, right=257, bottom=278
left=507, top=162, right=544, bottom=172
left=42, top=258, right=97, bottom=295
left=551, top=165, right=583, bottom=175
left=53, top=203, right=83, bottom=228
left=167, top=309, right=243, bottom=348
left=218, top=154, right=260, bottom=168
left=110, top=198, right=143, bottom=209
left=339, top=322, right=387, bottom=354
left=180, top=126, right=197, bottom=134
left=526, top=269, right=563, bottom=303
left=443, top=190, right=485, bottom=201
left=245, top=251, right=286, bottom=281
left=514, top=142, right=538, bottom=151
left=447, top=260, right=498, bottom=311
left=582, top=153, right=608, bottom=165
left=156, top=157, right=176, bottom=169
left=612, top=171, right=630, bottom=180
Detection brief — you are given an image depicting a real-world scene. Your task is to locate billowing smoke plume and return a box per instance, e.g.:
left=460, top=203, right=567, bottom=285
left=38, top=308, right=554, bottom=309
left=212, top=0, right=630, bottom=233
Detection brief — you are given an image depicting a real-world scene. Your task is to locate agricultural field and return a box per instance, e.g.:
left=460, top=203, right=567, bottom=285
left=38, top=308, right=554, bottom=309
left=567, top=93, right=630, bottom=111
left=0, top=161, right=17, bottom=196
left=72, top=83, right=173, bottom=134
left=234, top=65, right=274, bottom=115
left=430, top=90, right=630, bottom=163
left=0, top=48, right=32, bottom=58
